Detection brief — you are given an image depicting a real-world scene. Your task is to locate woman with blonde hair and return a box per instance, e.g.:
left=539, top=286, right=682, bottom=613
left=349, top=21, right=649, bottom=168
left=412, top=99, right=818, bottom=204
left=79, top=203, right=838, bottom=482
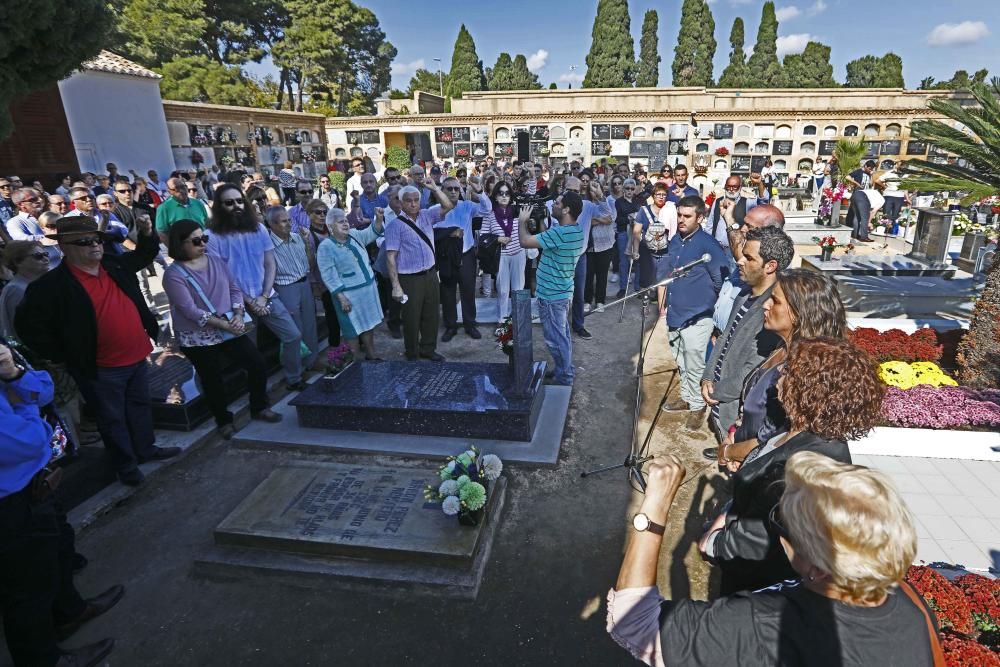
left=608, top=450, right=940, bottom=666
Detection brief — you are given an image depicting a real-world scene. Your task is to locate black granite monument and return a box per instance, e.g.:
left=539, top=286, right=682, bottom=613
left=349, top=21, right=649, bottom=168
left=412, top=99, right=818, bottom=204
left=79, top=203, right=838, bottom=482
left=290, top=290, right=546, bottom=441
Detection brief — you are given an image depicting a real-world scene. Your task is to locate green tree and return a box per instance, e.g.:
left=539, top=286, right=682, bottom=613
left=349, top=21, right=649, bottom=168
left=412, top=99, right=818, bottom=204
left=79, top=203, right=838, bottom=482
left=271, top=0, right=395, bottom=115
left=636, top=10, right=660, bottom=87
left=672, top=0, right=715, bottom=86
left=407, top=69, right=447, bottom=96
left=157, top=54, right=264, bottom=105
left=844, top=53, right=904, bottom=88
left=583, top=0, right=636, bottom=88
left=1, top=0, right=113, bottom=140
left=446, top=24, right=484, bottom=99
left=927, top=68, right=990, bottom=90
left=548, top=82, right=557, bottom=89
left=746, top=1, right=783, bottom=87
left=782, top=41, right=836, bottom=88
left=717, top=17, right=748, bottom=87
left=117, top=0, right=207, bottom=66
left=511, top=54, right=542, bottom=90
left=487, top=53, right=516, bottom=91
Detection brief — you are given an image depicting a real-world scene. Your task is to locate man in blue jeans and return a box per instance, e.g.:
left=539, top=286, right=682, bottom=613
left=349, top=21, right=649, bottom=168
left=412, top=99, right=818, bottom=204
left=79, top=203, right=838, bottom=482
left=518, top=192, right=585, bottom=385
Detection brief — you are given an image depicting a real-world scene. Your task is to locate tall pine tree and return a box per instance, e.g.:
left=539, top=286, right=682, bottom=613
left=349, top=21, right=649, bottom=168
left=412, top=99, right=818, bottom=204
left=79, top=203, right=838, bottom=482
left=446, top=24, right=484, bottom=99
left=845, top=52, right=904, bottom=88
left=782, top=41, right=836, bottom=88
left=583, top=0, right=636, bottom=88
left=746, top=1, right=782, bottom=87
left=636, top=10, right=660, bottom=87
left=717, top=17, right=748, bottom=87
left=672, top=0, right=715, bottom=86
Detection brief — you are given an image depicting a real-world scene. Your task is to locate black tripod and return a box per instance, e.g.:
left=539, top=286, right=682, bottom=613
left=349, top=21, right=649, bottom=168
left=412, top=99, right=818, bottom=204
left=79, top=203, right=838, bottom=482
left=580, top=272, right=685, bottom=491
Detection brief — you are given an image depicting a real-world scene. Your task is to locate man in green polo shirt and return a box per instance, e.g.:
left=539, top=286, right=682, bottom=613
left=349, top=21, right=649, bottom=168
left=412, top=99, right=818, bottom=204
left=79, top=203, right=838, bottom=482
left=155, top=176, right=208, bottom=243
left=517, top=191, right=585, bottom=386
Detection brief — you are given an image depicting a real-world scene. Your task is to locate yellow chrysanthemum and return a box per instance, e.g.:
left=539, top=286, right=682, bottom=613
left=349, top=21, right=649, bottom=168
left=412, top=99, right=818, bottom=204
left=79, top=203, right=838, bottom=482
left=879, top=361, right=917, bottom=389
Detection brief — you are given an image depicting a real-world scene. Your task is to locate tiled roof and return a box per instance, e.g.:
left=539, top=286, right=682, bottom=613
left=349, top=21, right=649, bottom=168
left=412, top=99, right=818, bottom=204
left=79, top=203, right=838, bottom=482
left=81, top=51, right=161, bottom=80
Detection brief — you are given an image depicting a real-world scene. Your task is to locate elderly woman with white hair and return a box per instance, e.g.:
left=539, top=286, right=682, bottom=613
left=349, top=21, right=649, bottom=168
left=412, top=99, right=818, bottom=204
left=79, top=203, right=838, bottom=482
left=317, top=205, right=385, bottom=360
left=607, top=449, right=942, bottom=666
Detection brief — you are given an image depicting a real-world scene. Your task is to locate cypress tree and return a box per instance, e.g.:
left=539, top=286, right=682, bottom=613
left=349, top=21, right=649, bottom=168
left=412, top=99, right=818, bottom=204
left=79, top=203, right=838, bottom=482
left=782, top=41, right=836, bottom=88
left=488, top=52, right=516, bottom=91
left=636, top=10, right=660, bottom=87
left=746, top=1, right=782, bottom=87
left=583, top=0, right=636, bottom=88
left=717, top=17, right=748, bottom=87
left=446, top=24, right=484, bottom=98
left=672, top=0, right=715, bottom=86
left=845, top=53, right=905, bottom=88
left=511, top=54, right=542, bottom=90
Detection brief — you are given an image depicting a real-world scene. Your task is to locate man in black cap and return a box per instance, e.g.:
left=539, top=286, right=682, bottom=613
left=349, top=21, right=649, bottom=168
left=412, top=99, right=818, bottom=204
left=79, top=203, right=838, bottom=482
left=15, top=214, right=180, bottom=486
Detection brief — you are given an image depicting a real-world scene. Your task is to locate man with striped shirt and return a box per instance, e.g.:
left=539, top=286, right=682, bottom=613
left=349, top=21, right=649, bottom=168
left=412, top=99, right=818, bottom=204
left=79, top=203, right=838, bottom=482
left=518, top=191, right=585, bottom=386
left=266, top=206, right=319, bottom=371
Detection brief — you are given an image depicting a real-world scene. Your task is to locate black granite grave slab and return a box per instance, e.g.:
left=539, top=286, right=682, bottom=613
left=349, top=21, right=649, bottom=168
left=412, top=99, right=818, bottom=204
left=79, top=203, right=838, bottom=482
left=801, top=254, right=957, bottom=278
left=290, top=360, right=546, bottom=441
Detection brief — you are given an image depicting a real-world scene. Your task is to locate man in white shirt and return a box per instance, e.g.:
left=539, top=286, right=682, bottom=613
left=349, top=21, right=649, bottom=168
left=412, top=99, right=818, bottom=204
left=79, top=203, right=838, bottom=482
left=876, top=163, right=908, bottom=227
left=346, top=157, right=365, bottom=198
left=6, top=188, right=46, bottom=241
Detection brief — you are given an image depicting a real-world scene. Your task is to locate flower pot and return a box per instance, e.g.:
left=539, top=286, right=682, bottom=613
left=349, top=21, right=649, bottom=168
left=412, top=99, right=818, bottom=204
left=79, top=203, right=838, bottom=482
left=829, top=199, right=842, bottom=227
left=820, top=247, right=833, bottom=262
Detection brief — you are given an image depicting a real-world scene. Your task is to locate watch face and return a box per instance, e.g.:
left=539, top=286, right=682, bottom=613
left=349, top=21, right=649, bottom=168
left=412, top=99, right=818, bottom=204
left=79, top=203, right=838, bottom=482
left=632, top=513, right=650, bottom=531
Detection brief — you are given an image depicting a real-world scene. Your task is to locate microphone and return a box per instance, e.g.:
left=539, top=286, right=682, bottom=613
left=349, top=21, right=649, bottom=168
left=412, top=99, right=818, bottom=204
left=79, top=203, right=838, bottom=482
left=671, top=253, right=712, bottom=276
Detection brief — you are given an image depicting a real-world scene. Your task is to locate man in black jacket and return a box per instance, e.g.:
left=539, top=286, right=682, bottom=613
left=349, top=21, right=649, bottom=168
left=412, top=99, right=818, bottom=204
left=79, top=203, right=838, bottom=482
left=15, top=216, right=179, bottom=486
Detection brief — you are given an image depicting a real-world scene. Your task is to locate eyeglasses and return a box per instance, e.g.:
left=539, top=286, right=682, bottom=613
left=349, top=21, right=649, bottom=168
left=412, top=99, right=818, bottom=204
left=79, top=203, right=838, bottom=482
left=67, top=237, right=103, bottom=247
left=564, top=188, right=580, bottom=193
left=0, top=183, right=11, bottom=189
left=187, top=188, right=198, bottom=193
left=443, top=186, right=461, bottom=192
left=623, top=186, right=636, bottom=191
left=768, top=504, right=791, bottom=541
left=21, top=196, right=39, bottom=203
left=496, top=190, right=511, bottom=196
left=188, top=235, right=210, bottom=246
left=72, top=195, right=94, bottom=202
left=653, top=192, right=668, bottom=198
left=28, top=251, right=49, bottom=260
left=311, top=209, right=328, bottom=216
left=724, top=185, right=741, bottom=192
left=298, top=189, right=313, bottom=195
left=221, top=199, right=243, bottom=207
left=386, top=175, right=401, bottom=181
left=115, top=189, right=131, bottom=194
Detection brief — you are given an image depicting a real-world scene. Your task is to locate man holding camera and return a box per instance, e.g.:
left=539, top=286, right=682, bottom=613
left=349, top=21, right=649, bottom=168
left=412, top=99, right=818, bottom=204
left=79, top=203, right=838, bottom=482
left=518, top=192, right=585, bottom=386
left=558, top=173, right=613, bottom=340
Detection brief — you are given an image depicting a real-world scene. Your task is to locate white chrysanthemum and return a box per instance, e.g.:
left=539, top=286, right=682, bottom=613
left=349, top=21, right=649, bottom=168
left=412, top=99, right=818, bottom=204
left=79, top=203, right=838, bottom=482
left=439, top=479, right=459, bottom=497
left=441, top=495, right=461, bottom=516
left=464, top=449, right=476, bottom=459
left=481, top=454, right=503, bottom=481
left=445, top=460, right=456, bottom=472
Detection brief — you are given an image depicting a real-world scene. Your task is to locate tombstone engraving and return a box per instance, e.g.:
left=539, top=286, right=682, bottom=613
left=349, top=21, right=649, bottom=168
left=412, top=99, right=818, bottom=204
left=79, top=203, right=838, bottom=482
left=909, top=208, right=957, bottom=265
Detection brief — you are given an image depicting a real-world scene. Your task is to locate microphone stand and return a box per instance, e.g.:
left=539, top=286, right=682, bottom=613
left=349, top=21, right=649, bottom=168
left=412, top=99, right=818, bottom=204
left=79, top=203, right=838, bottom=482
left=580, top=268, right=694, bottom=489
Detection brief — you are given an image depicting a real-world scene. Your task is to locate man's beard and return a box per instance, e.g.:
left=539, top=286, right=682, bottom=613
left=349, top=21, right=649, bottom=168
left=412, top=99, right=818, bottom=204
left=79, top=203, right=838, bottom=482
left=725, top=191, right=739, bottom=200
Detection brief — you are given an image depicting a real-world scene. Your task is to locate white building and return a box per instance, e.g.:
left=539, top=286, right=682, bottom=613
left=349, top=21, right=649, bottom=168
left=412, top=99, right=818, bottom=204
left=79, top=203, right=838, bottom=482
left=58, top=51, right=175, bottom=177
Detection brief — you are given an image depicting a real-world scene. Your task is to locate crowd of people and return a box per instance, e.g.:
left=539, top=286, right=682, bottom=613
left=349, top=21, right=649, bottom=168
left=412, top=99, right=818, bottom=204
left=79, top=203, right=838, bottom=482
left=0, top=153, right=946, bottom=665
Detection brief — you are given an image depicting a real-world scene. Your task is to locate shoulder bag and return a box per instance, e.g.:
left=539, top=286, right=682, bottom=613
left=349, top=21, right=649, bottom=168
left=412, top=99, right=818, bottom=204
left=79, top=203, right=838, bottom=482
left=175, top=263, right=252, bottom=342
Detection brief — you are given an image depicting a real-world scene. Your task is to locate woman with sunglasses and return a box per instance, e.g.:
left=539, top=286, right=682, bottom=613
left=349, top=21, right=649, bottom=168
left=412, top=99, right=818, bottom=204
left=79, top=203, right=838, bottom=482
left=0, top=241, right=51, bottom=339
left=655, top=164, right=674, bottom=189
left=701, top=337, right=884, bottom=595
left=608, top=448, right=937, bottom=666
left=482, top=180, right=526, bottom=319
left=162, top=220, right=279, bottom=439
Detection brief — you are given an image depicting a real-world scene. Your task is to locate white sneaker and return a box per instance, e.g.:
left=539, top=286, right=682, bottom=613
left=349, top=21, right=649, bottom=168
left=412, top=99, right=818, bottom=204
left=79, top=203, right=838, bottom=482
left=596, top=303, right=605, bottom=313
left=583, top=303, right=592, bottom=313
left=609, top=272, right=619, bottom=282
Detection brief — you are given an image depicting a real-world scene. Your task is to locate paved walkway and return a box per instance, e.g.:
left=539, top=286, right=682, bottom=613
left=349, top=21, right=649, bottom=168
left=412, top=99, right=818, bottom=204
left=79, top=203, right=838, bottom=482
left=853, top=454, right=1000, bottom=573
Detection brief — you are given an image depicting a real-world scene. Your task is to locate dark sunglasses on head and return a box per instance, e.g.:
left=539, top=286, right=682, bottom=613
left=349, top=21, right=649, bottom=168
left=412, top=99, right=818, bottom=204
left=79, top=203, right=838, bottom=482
left=67, top=236, right=103, bottom=247
left=189, top=234, right=210, bottom=246
left=221, top=198, right=243, bottom=207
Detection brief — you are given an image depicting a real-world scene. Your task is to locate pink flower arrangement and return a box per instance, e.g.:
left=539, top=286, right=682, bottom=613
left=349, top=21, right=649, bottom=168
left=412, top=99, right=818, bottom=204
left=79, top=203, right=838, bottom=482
left=326, top=342, right=354, bottom=375
left=882, top=385, right=1000, bottom=429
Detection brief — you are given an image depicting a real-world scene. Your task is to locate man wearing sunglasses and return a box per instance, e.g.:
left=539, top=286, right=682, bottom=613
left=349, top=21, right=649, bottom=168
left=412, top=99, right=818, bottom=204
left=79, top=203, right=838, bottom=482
left=6, top=188, right=46, bottom=242
left=0, top=177, right=14, bottom=225
left=348, top=173, right=388, bottom=229
left=16, top=214, right=180, bottom=487
left=154, top=176, right=208, bottom=244
left=64, top=187, right=129, bottom=254
left=287, top=179, right=317, bottom=234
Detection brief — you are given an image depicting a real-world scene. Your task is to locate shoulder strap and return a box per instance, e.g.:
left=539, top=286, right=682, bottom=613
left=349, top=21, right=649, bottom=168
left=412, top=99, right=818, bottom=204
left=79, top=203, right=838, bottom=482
left=174, top=263, right=217, bottom=315
left=899, top=581, right=947, bottom=667
left=711, top=201, right=722, bottom=237
left=644, top=205, right=657, bottom=226
left=398, top=215, right=434, bottom=252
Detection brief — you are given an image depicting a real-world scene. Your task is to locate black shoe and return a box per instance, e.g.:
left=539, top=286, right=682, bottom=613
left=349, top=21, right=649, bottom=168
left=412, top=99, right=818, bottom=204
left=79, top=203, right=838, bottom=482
left=544, top=369, right=555, bottom=380
left=388, top=327, right=403, bottom=340
left=251, top=409, right=283, bottom=423
left=420, top=352, right=446, bottom=362
left=137, top=446, right=181, bottom=464
left=441, top=328, right=458, bottom=342
left=465, top=327, right=482, bottom=339
left=702, top=447, right=719, bottom=461
left=56, top=638, right=115, bottom=667
left=56, top=585, right=125, bottom=639
left=285, top=380, right=308, bottom=392
left=616, top=290, right=626, bottom=298
left=117, top=468, right=144, bottom=486
left=662, top=398, right=691, bottom=413
left=219, top=424, right=236, bottom=440
left=574, top=328, right=593, bottom=340
left=72, top=552, right=89, bottom=574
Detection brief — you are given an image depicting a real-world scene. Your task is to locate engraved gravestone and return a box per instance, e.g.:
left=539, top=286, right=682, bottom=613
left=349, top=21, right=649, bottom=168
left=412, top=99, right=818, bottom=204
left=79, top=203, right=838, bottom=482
left=909, top=208, right=957, bottom=265
left=509, top=289, right=536, bottom=398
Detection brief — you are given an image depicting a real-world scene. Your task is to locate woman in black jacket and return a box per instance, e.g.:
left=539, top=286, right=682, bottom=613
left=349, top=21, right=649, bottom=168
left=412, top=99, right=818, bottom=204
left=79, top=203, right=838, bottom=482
left=699, top=337, right=885, bottom=594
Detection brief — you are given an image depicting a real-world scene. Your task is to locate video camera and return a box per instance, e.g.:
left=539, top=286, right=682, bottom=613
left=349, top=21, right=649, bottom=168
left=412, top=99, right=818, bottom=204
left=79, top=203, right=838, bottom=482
left=512, top=192, right=553, bottom=233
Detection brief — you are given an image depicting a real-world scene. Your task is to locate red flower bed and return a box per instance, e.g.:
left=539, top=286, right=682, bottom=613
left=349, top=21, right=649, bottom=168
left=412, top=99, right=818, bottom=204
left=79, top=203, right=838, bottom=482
left=907, top=566, right=976, bottom=635
left=942, top=635, right=1000, bottom=666
left=849, top=327, right=944, bottom=363
left=956, top=574, right=1000, bottom=651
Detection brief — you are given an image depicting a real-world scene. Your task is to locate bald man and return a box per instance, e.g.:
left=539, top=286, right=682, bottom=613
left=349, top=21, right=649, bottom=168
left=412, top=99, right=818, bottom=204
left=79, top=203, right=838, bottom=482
left=704, top=175, right=760, bottom=249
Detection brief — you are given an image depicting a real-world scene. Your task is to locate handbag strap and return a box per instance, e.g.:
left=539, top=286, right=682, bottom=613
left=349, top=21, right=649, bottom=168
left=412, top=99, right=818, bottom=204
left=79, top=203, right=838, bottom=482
left=899, top=580, right=947, bottom=667
left=175, top=263, right=218, bottom=315
left=397, top=215, right=435, bottom=253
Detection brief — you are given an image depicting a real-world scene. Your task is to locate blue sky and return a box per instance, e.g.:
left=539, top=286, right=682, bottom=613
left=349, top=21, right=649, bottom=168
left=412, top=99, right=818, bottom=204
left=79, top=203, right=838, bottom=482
left=247, top=0, right=997, bottom=91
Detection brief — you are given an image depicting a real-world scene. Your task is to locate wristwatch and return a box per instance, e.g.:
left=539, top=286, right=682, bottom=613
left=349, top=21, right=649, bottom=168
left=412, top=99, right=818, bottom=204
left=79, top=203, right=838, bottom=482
left=632, top=512, right=666, bottom=535
left=729, top=222, right=741, bottom=230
